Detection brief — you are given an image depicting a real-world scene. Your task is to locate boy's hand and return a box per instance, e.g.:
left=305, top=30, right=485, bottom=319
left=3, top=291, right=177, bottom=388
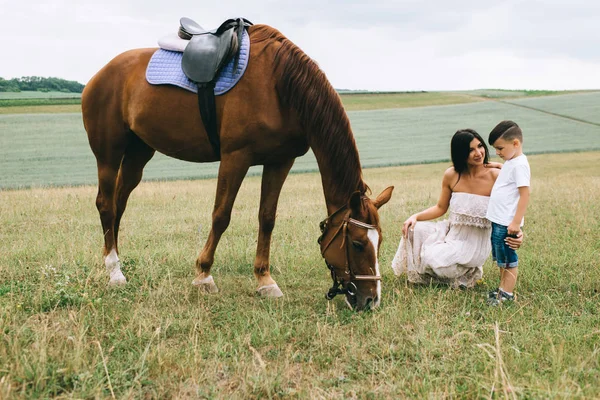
left=507, top=222, right=520, bottom=236
left=505, top=231, right=523, bottom=249
left=484, top=162, right=503, bottom=169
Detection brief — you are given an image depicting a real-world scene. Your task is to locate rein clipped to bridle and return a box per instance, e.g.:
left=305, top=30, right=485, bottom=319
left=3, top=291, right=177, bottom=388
left=318, top=201, right=381, bottom=300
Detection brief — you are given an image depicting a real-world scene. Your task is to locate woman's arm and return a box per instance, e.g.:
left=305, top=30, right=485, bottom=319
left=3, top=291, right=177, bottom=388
left=402, top=169, right=454, bottom=237
left=484, top=161, right=503, bottom=169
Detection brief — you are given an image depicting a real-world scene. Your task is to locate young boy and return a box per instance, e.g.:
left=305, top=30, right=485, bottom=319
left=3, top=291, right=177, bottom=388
left=486, top=120, right=530, bottom=306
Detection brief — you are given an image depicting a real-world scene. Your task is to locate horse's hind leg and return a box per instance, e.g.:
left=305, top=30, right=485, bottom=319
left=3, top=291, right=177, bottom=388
left=95, top=134, right=154, bottom=286
left=114, top=135, right=155, bottom=250
left=94, top=147, right=127, bottom=285
left=254, top=159, right=295, bottom=298
left=193, top=151, right=252, bottom=292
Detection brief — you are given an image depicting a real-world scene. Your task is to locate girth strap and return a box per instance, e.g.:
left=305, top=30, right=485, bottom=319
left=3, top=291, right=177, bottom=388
left=191, top=17, right=252, bottom=159
left=196, top=82, right=220, bottom=157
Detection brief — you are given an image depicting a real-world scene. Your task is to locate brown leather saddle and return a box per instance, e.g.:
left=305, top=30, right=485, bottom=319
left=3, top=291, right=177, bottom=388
left=179, top=17, right=253, bottom=158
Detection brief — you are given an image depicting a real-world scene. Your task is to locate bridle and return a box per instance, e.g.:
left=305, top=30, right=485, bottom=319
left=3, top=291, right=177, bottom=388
left=317, top=201, right=381, bottom=300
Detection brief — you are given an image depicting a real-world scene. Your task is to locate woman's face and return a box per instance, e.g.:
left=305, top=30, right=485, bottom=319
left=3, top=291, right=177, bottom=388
left=466, top=138, right=486, bottom=167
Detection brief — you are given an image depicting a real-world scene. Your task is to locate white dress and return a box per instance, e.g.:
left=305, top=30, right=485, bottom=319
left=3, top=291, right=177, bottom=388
left=391, top=192, right=491, bottom=288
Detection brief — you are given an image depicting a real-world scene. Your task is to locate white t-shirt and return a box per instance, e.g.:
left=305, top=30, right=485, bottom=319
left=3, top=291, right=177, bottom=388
left=486, top=154, right=531, bottom=227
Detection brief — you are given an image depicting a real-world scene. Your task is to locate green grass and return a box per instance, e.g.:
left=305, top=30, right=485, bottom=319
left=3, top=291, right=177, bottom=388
left=0, top=89, right=583, bottom=113
left=0, top=98, right=82, bottom=108
left=455, top=89, right=591, bottom=99
left=0, top=91, right=82, bottom=109
left=339, top=92, right=481, bottom=111
left=504, top=91, right=600, bottom=126
left=1, top=152, right=599, bottom=398
left=0, top=104, right=82, bottom=114
left=0, top=91, right=82, bottom=99
left=2, top=91, right=600, bottom=189
left=0, top=93, right=600, bottom=189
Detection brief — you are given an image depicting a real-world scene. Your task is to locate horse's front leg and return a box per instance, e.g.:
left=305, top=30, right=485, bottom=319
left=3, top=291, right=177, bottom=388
left=193, top=151, right=251, bottom=292
left=254, top=159, right=295, bottom=297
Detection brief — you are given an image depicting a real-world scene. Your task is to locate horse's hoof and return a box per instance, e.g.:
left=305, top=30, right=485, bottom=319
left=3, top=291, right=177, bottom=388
left=192, top=275, right=219, bottom=293
left=108, top=270, right=127, bottom=286
left=257, top=283, right=283, bottom=298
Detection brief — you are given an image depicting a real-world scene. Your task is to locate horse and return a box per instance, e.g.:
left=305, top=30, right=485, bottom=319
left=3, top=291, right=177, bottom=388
left=81, top=23, right=394, bottom=311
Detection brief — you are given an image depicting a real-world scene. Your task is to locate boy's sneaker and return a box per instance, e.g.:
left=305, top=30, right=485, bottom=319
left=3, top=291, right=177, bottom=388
left=487, top=289, right=515, bottom=306
left=487, top=288, right=499, bottom=305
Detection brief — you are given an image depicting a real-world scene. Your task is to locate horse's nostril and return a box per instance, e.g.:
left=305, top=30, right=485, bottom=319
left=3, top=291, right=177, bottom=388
left=364, top=297, right=374, bottom=310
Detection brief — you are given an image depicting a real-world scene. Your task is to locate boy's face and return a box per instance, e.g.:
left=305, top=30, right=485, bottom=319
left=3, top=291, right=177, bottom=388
left=492, top=137, right=520, bottom=160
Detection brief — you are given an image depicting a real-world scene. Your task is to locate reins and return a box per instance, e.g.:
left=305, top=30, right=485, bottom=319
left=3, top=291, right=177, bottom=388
left=318, top=201, right=380, bottom=300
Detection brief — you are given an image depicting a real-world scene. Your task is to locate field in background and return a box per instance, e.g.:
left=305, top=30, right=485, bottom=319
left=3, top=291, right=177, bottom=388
left=0, top=91, right=82, bottom=99
left=338, top=91, right=480, bottom=110
left=0, top=104, right=82, bottom=114
left=0, top=88, right=585, bottom=113
left=456, top=89, right=587, bottom=99
left=0, top=91, right=474, bottom=114
left=505, top=92, right=600, bottom=125
left=2, top=91, right=600, bottom=189
left=0, top=91, right=82, bottom=110
left=1, top=152, right=599, bottom=398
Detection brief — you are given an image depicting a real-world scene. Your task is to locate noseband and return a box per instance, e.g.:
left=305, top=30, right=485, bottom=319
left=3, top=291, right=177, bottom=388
left=318, top=202, right=381, bottom=300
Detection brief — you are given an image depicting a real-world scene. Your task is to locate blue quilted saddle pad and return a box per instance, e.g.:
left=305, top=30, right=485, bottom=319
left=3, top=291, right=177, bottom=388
left=146, top=29, right=250, bottom=95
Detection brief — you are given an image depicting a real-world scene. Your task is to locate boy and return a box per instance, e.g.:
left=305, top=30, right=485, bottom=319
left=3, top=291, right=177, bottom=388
left=486, top=120, right=530, bottom=306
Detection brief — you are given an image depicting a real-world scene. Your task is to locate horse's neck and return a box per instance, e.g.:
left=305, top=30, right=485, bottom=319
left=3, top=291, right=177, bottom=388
left=310, top=138, right=365, bottom=215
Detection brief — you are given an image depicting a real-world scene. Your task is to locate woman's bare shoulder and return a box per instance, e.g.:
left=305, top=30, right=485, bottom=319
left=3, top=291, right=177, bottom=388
left=443, top=166, right=458, bottom=178
left=442, top=167, right=459, bottom=186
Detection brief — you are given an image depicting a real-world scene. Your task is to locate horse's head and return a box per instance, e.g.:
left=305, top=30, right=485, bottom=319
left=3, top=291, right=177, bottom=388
left=319, top=187, right=393, bottom=311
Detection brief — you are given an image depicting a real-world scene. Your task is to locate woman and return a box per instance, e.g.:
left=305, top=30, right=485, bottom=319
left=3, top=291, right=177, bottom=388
left=391, top=129, right=522, bottom=288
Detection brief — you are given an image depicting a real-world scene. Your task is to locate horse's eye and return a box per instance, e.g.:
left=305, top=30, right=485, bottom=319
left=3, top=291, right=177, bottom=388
left=351, top=241, right=365, bottom=251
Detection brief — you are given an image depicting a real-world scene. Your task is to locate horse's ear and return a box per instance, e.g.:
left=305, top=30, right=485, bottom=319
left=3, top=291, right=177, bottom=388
left=373, top=186, right=394, bottom=209
left=348, top=191, right=364, bottom=216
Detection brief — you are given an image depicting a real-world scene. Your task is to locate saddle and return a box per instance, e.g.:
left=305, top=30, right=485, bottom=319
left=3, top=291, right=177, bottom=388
left=178, top=17, right=253, bottom=158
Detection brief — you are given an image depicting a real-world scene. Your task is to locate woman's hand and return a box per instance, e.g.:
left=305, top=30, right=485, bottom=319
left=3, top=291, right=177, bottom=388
left=402, top=215, right=418, bottom=238
left=505, top=230, right=524, bottom=250
left=484, top=161, right=503, bottom=169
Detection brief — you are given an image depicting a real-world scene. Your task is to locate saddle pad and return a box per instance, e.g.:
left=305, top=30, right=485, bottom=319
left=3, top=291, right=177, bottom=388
left=146, top=29, right=249, bottom=95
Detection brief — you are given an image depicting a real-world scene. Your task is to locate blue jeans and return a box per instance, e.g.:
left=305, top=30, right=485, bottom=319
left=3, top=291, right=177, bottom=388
left=491, top=222, right=519, bottom=268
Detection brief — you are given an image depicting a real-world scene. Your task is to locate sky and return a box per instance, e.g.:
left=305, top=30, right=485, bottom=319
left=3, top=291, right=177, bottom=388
left=1, top=0, right=599, bottom=91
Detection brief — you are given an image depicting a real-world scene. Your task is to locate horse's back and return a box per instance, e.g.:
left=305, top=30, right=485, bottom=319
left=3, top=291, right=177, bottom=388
left=82, top=36, right=307, bottom=164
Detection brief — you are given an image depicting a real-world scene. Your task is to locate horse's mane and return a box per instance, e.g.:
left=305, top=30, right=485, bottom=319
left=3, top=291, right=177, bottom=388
left=250, top=25, right=368, bottom=200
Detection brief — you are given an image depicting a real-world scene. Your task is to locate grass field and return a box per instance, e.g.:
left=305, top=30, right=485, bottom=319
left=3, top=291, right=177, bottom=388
left=0, top=104, right=82, bottom=115
left=0, top=89, right=580, bottom=113
left=2, top=91, right=600, bottom=189
left=0, top=91, right=82, bottom=100
left=338, top=92, right=481, bottom=110
left=0, top=98, right=81, bottom=109
left=0, top=91, right=82, bottom=109
left=1, top=90, right=599, bottom=397
left=1, top=151, right=599, bottom=398
left=455, top=89, right=587, bottom=99
left=0, top=92, right=472, bottom=114
left=503, top=91, right=600, bottom=126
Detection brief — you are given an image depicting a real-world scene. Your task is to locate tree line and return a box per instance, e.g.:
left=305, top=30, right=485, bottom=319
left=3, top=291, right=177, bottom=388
left=0, top=76, right=85, bottom=93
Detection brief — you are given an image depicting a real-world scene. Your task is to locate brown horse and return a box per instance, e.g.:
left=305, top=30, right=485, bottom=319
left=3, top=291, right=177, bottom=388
left=82, top=23, right=393, bottom=310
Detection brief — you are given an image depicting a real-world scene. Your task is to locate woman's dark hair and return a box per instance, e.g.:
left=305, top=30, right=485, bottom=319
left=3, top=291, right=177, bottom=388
left=451, top=129, right=489, bottom=177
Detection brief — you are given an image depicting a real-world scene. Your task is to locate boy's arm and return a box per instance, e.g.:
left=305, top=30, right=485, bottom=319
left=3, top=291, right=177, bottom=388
left=508, top=186, right=530, bottom=235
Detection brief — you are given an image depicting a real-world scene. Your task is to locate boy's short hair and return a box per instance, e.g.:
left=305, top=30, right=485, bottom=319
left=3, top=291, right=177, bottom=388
left=489, top=120, right=523, bottom=145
